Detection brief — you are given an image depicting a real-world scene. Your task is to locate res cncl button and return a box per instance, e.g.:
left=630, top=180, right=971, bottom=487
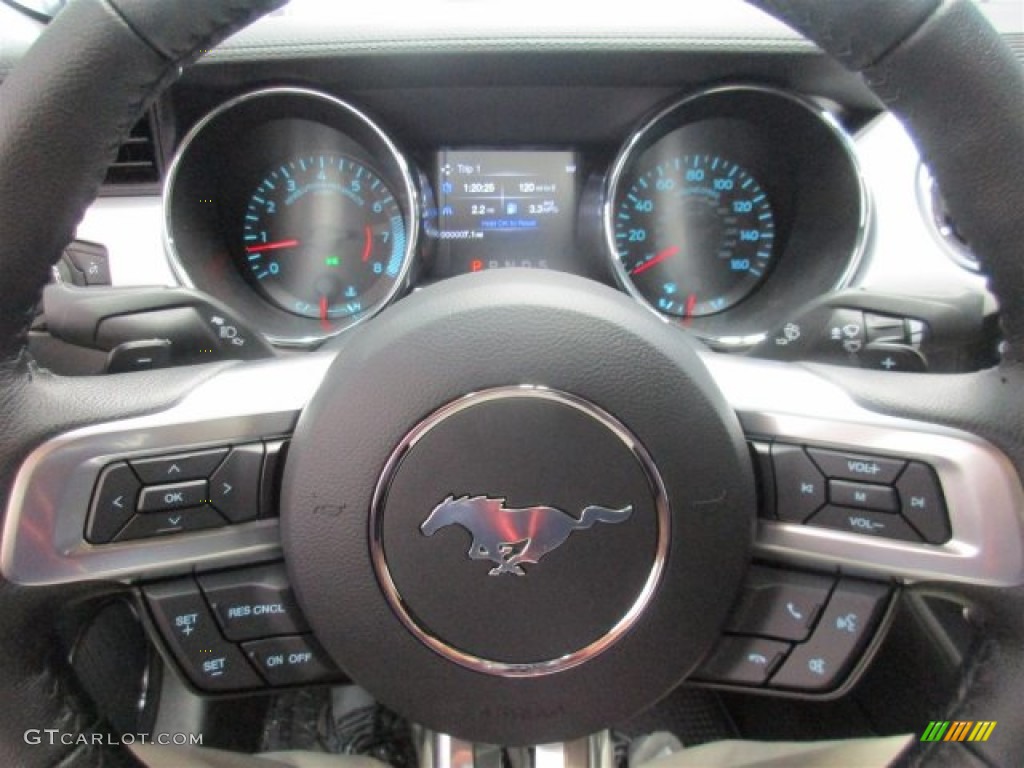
left=198, top=563, right=309, bottom=642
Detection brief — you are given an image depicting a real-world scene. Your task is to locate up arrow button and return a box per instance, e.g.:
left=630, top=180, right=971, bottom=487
left=131, top=448, right=228, bottom=484
left=210, top=444, right=265, bottom=524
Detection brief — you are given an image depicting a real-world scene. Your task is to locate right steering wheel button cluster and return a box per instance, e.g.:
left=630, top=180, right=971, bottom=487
left=697, top=566, right=891, bottom=694
left=756, top=440, right=951, bottom=545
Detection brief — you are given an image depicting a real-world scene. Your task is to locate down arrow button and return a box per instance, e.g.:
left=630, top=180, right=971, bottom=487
left=210, top=444, right=264, bottom=523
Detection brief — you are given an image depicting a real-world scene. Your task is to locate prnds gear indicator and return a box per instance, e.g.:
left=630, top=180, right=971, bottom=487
left=434, top=150, right=579, bottom=275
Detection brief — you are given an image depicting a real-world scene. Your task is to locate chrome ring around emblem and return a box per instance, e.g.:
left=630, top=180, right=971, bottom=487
left=369, top=386, right=671, bottom=678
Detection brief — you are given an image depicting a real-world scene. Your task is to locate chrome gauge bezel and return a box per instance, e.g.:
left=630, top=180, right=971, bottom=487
left=602, top=84, right=871, bottom=346
left=163, top=87, right=421, bottom=347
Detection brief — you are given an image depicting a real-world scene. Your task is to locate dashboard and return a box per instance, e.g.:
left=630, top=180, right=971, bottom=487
left=163, top=84, right=868, bottom=347
left=28, top=0, right=1007, bottom=365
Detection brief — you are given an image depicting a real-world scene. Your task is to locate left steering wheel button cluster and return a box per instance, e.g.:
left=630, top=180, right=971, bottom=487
left=86, top=443, right=278, bottom=544
left=144, top=563, right=337, bottom=693
left=145, top=579, right=263, bottom=692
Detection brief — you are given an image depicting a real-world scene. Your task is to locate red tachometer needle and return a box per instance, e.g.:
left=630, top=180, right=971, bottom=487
left=685, top=293, right=697, bottom=318
left=319, top=295, right=330, bottom=331
left=245, top=239, right=300, bottom=254
left=631, top=245, right=680, bottom=276
left=361, top=225, right=373, bottom=263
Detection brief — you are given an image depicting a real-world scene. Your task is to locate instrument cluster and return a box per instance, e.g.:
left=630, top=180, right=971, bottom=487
left=165, top=85, right=868, bottom=348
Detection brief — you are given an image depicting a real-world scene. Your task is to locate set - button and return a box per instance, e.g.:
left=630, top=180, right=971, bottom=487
left=758, top=441, right=951, bottom=545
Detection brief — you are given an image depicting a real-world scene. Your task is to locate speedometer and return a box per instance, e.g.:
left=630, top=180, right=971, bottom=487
left=610, top=155, right=775, bottom=318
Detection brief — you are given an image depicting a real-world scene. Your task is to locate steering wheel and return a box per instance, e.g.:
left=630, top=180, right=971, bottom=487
left=1, top=0, right=1023, bottom=766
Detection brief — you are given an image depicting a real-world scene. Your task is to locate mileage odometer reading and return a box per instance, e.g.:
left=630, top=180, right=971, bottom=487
left=242, top=154, right=407, bottom=324
left=613, top=155, right=774, bottom=317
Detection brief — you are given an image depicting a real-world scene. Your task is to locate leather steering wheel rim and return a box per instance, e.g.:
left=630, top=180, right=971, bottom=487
left=0, top=0, right=1022, bottom=765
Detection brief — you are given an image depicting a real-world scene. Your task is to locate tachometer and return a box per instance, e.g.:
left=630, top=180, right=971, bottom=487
left=242, top=154, right=407, bottom=326
left=610, top=155, right=775, bottom=318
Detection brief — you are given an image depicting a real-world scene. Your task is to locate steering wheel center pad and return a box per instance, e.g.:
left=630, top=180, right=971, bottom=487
left=282, top=270, right=753, bottom=745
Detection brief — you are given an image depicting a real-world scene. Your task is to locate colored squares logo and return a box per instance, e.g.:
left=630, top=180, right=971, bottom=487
left=921, top=721, right=997, bottom=743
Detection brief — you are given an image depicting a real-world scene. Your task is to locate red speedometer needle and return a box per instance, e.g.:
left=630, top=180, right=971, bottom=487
left=631, top=246, right=680, bottom=276
left=361, top=225, right=373, bottom=263
left=245, top=239, right=300, bottom=254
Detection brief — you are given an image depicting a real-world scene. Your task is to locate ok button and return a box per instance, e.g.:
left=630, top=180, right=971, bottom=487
left=138, top=479, right=209, bottom=513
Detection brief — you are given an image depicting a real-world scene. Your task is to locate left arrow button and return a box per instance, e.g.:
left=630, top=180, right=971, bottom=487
left=86, top=463, right=140, bottom=544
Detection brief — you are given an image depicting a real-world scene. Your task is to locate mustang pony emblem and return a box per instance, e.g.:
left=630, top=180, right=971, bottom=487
left=420, top=495, right=633, bottom=576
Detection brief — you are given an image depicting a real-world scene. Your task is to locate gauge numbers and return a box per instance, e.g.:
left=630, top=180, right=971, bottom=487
left=242, top=154, right=407, bottom=326
left=613, top=155, right=775, bottom=318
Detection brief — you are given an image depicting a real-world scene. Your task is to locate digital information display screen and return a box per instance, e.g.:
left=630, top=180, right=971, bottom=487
left=433, top=149, right=579, bottom=276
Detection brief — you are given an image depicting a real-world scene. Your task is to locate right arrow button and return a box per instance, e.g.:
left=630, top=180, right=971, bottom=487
left=210, top=444, right=265, bottom=524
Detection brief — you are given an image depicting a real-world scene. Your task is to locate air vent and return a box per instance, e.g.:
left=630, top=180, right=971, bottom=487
left=103, top=114, right=160, bottom=188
